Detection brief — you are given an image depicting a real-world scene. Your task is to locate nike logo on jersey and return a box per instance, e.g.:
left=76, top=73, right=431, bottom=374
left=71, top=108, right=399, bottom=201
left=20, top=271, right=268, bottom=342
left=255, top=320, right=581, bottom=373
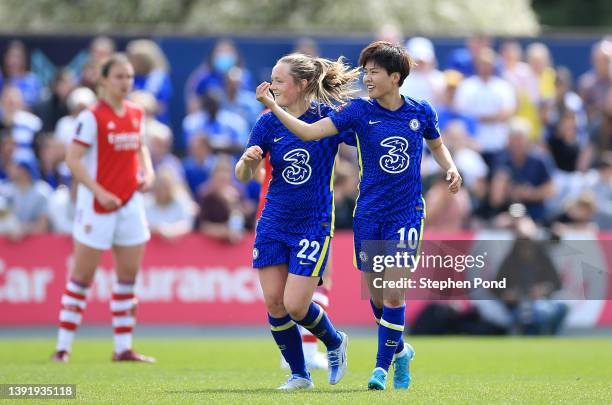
left=368, top=120, right=382, bottom=125
left=299, top=261, right=311, bottom=265
left=274, top=137, right=285, bottom=142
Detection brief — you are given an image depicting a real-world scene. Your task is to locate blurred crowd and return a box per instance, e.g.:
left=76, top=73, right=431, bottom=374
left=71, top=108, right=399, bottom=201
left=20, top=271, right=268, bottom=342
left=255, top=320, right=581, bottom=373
left=0, top=33, right=611, bottom=244
left=414, top=35, right=612, bottom=239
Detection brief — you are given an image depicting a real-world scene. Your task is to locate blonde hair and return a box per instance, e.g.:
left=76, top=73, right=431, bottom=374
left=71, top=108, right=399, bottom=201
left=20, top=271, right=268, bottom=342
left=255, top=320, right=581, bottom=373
left=126, top=39, right=169, bottom=72
left=278, top=53, right=360, bottom=107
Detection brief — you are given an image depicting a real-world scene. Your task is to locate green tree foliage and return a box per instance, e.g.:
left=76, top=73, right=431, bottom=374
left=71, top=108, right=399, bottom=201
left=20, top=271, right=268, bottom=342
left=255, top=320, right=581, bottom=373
left=533, top=0, right=612, bottom=28
left=0, top=0, right=540, bottom=35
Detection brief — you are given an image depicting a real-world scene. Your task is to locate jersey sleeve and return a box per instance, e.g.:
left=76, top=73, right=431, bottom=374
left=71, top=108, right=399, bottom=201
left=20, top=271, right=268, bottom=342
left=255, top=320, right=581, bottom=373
left=246, top=112, right=273, bottom=156
left=421, top=100, right=441, bottom=140
left=328, top=98, right=365, bottom=133
left=337, top=130, right=357, bottom=146
left=73, top=110, right=97, bottom=147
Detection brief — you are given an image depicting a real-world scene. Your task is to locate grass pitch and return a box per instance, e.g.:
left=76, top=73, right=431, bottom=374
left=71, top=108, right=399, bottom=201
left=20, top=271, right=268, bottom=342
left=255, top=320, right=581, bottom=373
left=1, top=337, right=611, bottom=404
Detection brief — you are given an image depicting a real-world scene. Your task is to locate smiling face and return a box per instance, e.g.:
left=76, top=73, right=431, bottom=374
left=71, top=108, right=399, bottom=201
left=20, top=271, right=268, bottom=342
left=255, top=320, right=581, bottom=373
left=362, top=61, right=398, bottom=100
left=100, top=61, right=134, bottom=101
left=270, top=62, right=306, bottom=108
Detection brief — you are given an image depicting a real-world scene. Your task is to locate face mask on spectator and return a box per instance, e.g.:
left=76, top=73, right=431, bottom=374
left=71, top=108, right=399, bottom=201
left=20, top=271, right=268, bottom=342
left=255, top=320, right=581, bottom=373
left=213, top=53, right=237, bottom=74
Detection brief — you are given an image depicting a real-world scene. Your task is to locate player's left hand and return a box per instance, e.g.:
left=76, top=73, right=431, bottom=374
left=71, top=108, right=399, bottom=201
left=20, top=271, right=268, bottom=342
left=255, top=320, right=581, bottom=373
left=446, top=168, right=462, bottom=194
left=138, top=171, right=155, bottom=192
left=255, top=82, right=275, bottom=108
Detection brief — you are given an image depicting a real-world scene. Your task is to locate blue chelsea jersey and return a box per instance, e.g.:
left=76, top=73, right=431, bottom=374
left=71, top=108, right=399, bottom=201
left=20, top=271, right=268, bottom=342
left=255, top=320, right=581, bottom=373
left=247, top=104, right=355, bottom=236
left=329, top=96, right=441, bottom=222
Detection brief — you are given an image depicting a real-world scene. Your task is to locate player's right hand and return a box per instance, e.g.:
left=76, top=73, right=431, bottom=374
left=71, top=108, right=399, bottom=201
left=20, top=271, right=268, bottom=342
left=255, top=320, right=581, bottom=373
left=95, top=188, right=122, bottom=211
left=241, top=146, right=263, bottom=165
left=255, top=82, right=275, bottom=108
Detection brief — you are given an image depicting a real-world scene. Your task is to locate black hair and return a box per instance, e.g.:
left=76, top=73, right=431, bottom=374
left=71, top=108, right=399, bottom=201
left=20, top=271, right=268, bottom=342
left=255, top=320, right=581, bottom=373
left=358, top=41, right=414, bottom=86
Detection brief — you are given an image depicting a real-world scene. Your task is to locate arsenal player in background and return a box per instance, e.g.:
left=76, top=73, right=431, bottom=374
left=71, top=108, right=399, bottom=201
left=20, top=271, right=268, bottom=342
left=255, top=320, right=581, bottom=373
left=52, top=54, right=156, bottom=363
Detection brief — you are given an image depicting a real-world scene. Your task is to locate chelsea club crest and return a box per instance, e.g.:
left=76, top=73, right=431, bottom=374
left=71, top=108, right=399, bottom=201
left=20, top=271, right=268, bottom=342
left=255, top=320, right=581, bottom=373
left=409, top=119, right=420, bottom=131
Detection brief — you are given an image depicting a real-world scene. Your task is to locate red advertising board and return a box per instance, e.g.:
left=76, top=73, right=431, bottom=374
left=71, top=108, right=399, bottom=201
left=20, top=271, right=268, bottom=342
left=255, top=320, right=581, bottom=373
left=1, top=232, right=611, bottom=327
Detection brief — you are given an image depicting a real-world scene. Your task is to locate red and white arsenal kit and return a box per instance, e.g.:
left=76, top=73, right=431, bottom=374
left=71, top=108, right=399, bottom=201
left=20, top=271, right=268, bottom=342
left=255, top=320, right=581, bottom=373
left=72, top=100, right=150, bottom=250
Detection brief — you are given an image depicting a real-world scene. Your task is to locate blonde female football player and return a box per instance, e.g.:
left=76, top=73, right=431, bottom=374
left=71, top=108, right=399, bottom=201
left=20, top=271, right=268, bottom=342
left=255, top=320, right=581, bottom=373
left=236, top=53, right=359, bottom=390
left=52, top=54, right=155, bottom=363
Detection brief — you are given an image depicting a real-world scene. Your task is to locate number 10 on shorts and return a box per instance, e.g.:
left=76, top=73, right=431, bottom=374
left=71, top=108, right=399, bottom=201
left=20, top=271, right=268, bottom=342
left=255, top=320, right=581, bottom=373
left=397, top=227, right=419, bottom=250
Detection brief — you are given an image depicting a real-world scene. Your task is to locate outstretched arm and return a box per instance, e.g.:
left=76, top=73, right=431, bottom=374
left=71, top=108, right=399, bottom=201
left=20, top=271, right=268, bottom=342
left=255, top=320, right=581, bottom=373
left=255, top=82, right=338, bottom=141
left=426, top=138, right=462, bottom=194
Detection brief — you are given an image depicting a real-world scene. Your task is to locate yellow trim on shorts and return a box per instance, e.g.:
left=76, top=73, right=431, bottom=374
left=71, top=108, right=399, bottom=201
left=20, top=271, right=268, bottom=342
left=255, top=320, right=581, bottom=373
left=352, top=132, right=363, bottom=217
left=312, top=236, right=331, bottom=278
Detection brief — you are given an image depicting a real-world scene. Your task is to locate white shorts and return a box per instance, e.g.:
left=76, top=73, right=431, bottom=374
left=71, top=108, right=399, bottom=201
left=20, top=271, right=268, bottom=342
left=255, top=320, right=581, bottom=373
left=73, top=187, right=150, bottom=250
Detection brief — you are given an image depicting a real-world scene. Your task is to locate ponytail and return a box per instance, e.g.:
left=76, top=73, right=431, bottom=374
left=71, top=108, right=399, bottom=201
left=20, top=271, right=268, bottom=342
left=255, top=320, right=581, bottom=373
left=309, top=57, right=360, bottom=106
left=278, top=53, right=360, bottom=109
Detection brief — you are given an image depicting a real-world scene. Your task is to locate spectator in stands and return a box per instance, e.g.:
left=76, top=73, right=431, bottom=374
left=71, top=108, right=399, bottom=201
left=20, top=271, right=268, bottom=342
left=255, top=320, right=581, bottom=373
left=185, top=38, right=254, bottom=113
left=34, top=68, right=77, bottom=131
left=500, top=40, right=541, bottom=141
left=182, top=88, right=249, bottom=155
left=0, top=85, right=42, bottom=161
left=501, top=40, right=540, bottom=105
left=88, top=36, right=116, bottom=67
left=551, top=191, right=598, bottom=236
left=79, top=60, right=99, bottom=92
left=54, top=87, right=97, bottom=146
left=0, top=40, right=42, bottom=109
left=145, top=167, right=196, bottom=240
left=126, top=39, right=172, bottom=124
left=0, top=195, right=19, bottom=235
left=542, top=67, right=588, bottom=148
left=197, top=155, right=246, bottom=243
left=447, top=35, right=492, bottom=77
left=39, top=134, right=70, bottom=188
left=495, top=212, right=567, bottom=335
left=182, top=132, right=216, bottom=197
left=5, top=156, right=51, bottom=240
left=76, top=37, right=116, bottom=91
left=223, top=67, right=263, bottom=128
left=443, top=120, right=488, bottom=213
left=489, top=118, right=556, bottom=223
left=400, top=37, right=444, bottom=106
left=146, top=118, right=185, bottom=183
left=543, top=85, right=591, bottom=218
left=546, top=110, right=584, bottom=173
left=526, top=42, right=556, bottom=103
left=585, top=87, right=612, bottom=166
left=454, top=48, right=516, bottom=167
left=436, top=70, right=478, bottom=137
left=424, top=174, right=471, bottom=232
left=47, top=183, right=76, bottom=234
left=578, top=39, right=612, bottom=119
